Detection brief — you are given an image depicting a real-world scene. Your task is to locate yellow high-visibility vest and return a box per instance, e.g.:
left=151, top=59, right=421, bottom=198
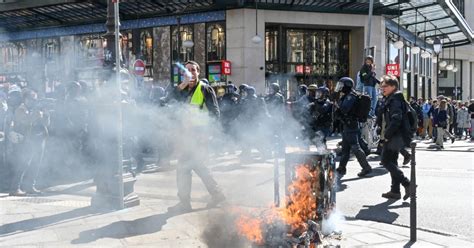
left=188, top=81, right=208, bottom=126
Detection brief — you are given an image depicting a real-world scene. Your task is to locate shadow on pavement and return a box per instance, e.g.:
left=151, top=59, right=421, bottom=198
left=71, top=208, right=207, bottom=244
left=403, top=240, right=416, bottom=247
left=211, top=163, right=246, bottom=172
left=337, top=167, right=388, bottom=192
left=0, top=206, right=103, bottom=237
left=355, top=199, right=409, bottom=224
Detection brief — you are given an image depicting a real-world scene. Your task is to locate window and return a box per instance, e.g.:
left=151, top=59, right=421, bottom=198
left=287, top=30, right=304, bottom=63
left=140, top=29, right=153, bottom=77
left=265, top=29, right=278, bottom=62
left=0, top=42, right=26, bottom=74
left=171, top=25, right=194, bottom=62
left=404, top=45, right=411, bottom=71
left=206, top=22, right=225, bottom=61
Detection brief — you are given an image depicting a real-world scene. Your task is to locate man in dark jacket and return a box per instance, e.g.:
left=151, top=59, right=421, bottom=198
left=334, top=77, right=372, bottom=178
left=379, top=76, right=410, bottom=200
left=167, top=60, right=225, bottom=213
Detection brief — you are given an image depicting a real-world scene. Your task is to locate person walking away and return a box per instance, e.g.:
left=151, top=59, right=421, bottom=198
left=456, top=102, right=470, bottom=139
left=359, top=56, right=379, bottom=117
left=469, top=99, right=474, bottom=140
left=334, top=77, right=372, bottom=178
left=433, top=100, right=455, bottom=149
left=167, top=61, right=225, bottom=213
left=378, top=76, right=411, bottom=200
left=430, top=100, right=438, bottom=143
left=421, top=99, right=433, bottom=139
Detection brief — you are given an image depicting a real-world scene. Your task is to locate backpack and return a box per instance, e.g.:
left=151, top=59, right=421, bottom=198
left=352, top=92, right=371, bottom=122
left=405, top=102, right=418, bottom=135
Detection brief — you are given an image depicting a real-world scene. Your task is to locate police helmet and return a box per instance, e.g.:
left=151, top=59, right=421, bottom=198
left=335, top=77, right=354, bottom=92
left=270, top=83, right=280, bottom=93
left=318, top=86, right=329, bottom=94
left=308, top=84, right=318, bottom=91
left=298, top=84, right=307, bottom=96
left=239, top=84, right=249, bottom=93
left=245, top=86, right=256, bottom=95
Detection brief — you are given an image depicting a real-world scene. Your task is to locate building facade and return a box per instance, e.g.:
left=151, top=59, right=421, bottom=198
left=0, top=0, right=472, bottom=100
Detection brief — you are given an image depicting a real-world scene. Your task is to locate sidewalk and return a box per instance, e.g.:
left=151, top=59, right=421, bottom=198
left=1, top=146, right=473, bottom=247
left=1, top=191, right=472, bottom=247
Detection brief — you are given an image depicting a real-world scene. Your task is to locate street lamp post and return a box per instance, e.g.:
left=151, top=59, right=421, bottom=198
left=91, top=0, right=139, bottom=210
left=433, top=37, right=442, bottom=98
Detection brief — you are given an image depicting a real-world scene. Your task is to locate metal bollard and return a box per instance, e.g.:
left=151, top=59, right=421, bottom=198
left=274, top=156, right=280, bottom=207
left=410, top=142, right=417, bottom=242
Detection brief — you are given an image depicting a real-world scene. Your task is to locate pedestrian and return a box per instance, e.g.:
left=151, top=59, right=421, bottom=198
left=433, top=99, right=455, bottom=149
left=167, top=60, right=225, bottom=213
left=456, top=102, right=470, bottom=139
left=468, top=99, right=474, bottom=140
left=359, top=55, right=380, bottom=117
left=430, top=99, right=438, bottom=143
left=421, top=98, right=433, bottom=139
left=378, top=76, right=411, bottom=200
left=334, top=77, right=372, bottom=178
left=8, top=88, right=49, bottom=196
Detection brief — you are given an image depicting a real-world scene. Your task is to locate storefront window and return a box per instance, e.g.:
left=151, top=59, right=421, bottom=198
left=121, top=31, right=133, bottom=69
left=171, top=25, right=194, bottom=63
left=387, top=41, right=400, bottom=65
left=287, top=30, right=304, bottom=63
left=140, top=29, right=153, bottom=77
left=310, top=31, right=326, bottom=75
left=77, top=35, right=105, bottom=67
left=207, top=22, right=225, bottom=61
left=265, top=29, right=278, bottom=62
left=0, top=42, right=26, bottom=74
left=404, top=45, right=411, bottom=71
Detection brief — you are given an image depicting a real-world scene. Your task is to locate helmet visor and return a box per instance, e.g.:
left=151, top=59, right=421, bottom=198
left=335, top=81, right=344, bottom=92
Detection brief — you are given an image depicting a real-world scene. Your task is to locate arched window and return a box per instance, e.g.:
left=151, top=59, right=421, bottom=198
left=206, top=23, right=225, bottom=61
left=140, top=29, right=153, bottom=77
left=171, top=25, right=194, bottom=62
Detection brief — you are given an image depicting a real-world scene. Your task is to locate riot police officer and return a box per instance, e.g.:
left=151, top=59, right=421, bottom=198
left=308, top=86, right=333, bottom=146
left=334, top=77, right=372, bottom=178
left=265, top=83, right=285, bottom=155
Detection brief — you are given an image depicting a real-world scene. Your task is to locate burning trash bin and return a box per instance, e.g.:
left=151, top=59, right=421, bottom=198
left=235, top=149, right=337, bottom=248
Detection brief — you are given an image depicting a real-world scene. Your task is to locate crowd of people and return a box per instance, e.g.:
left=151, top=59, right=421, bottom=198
left=1, top=58, right=473, bottom=205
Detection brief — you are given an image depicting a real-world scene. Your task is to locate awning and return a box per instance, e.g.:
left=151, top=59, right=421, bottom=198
left=0, top=0, right=216, bottom=32
left=0, top=0, right=472, bottom=48
left=380, top=0, right=473, bottom=47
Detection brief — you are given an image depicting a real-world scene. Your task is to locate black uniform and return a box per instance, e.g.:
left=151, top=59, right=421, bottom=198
left=336, top=90, right=372, bottom=176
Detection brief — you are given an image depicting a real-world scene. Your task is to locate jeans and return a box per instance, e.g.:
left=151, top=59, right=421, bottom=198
left=422, top=117, right=433, bottom=138
left=363, top=85, right=377, bottom=117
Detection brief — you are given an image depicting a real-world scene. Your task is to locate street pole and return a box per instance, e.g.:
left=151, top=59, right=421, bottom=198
left=410, top=142, right=417, bottom=242
left=366, top=0, right=375, bottom=56
left=91, top=0, right=139, bottom=210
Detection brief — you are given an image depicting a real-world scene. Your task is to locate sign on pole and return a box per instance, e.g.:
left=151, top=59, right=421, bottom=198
left=133, top=59, right=146, bottom=76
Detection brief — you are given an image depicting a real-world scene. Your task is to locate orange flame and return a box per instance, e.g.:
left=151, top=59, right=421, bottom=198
left=235, top=164, right=319, bottom=243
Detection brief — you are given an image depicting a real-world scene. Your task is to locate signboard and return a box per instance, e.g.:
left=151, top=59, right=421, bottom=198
left=133, top=59, right=146, bottom=76
left=385, top=63, right=400, bottom=77
left=222, top=60, right=231, bottom=75
left=296, top=65, right=304, bottom=74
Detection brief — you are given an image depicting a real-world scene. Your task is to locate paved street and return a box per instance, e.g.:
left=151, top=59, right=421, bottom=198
left=0, top=138, right=473, bottom=247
